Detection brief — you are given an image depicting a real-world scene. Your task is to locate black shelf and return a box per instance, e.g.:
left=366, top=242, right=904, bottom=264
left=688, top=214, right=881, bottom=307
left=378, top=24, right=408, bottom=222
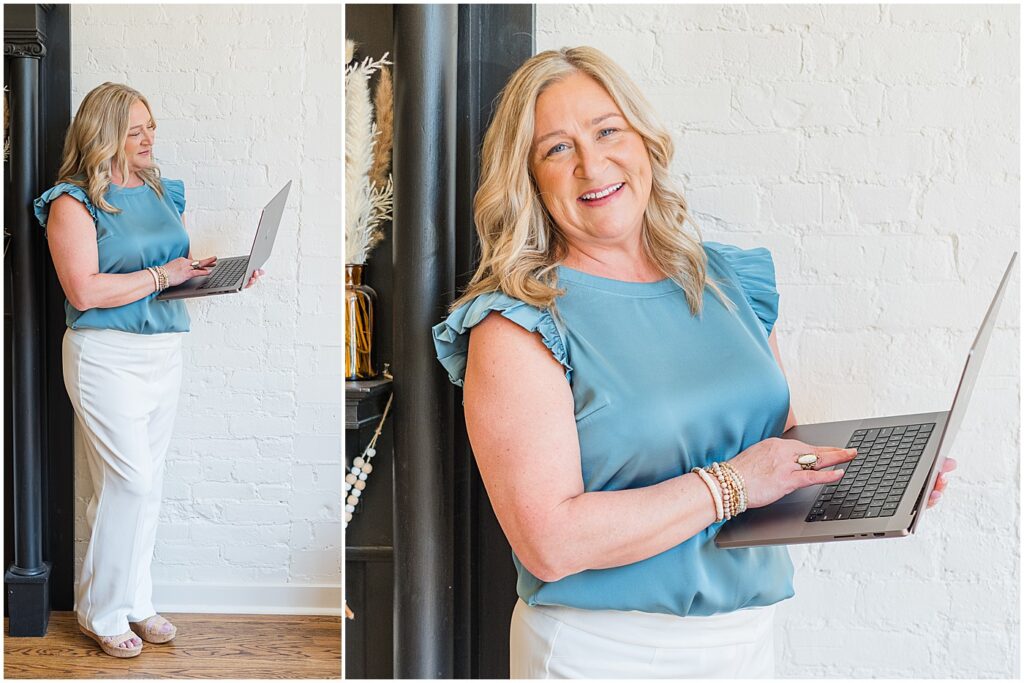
left=344, top=377, right=394, bottom=679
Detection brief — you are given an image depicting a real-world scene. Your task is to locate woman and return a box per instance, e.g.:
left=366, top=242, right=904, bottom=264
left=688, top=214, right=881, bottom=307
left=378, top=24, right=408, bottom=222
left=432, top=47, right=956, bottom=678
left=34, top=82, right=262, bottom=658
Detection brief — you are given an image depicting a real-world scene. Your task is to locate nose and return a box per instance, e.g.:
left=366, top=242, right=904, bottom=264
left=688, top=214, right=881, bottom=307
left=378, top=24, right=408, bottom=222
left=574, top=140, right=607, bottom=180
left=141, top=128, right=154, bottom=146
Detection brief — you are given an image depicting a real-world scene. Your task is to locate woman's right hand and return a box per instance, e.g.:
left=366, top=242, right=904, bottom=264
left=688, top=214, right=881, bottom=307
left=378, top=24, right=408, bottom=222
left=727, top=438, right=858, bottom=509
left=162, top=256, right=215, bottom=287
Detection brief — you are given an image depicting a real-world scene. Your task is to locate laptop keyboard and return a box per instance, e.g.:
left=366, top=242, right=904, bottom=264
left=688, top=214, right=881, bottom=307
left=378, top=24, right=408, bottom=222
left=806, top=422, right=935, bottom=522
left=197, top=256, right=248, bottom=290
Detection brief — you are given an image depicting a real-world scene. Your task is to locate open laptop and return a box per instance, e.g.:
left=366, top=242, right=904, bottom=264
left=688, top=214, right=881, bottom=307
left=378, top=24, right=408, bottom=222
left=716, top=253, right=1017, bottom=548
left=158, top=180, right=291, bottom=300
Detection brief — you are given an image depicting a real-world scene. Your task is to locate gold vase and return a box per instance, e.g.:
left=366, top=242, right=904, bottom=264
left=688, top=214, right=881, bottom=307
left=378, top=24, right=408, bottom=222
left=345, top=264, right=378, bottom=380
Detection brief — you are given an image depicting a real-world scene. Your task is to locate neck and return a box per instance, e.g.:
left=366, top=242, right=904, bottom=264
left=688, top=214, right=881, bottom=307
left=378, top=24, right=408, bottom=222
left=562, top=238, right=664, bottom=282
left=110, top=166, right=143, bottom=188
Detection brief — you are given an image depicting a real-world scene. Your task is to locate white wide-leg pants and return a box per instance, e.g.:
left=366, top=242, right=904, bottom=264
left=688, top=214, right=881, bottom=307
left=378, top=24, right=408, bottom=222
left=63, top=328, right=183, bottom=637
left=510, top=599, right=776, bottom=679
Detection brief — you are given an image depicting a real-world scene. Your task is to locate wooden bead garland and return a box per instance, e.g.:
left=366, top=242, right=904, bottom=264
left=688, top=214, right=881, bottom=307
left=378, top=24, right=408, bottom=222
left=345, top=392, right=392, bottom=529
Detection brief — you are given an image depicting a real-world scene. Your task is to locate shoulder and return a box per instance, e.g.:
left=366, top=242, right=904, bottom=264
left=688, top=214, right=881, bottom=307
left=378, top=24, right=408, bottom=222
left=160, top=178, right=186, bottom=215
left=703, top=241, right=775, bottom=278
left=703, top=240, right=780, bottom=337
left=34, top=182, right=98, bottom=232
left=432, top=290, right=572, bottom=387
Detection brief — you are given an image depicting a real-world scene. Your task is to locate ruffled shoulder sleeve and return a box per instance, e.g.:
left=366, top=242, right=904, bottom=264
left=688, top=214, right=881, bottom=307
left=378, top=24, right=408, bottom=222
left=704, top=241, right=780, bottom=338
left=431, top=290, right=572, bottom=387
left=162, top=178, right=186, bottom=215
left=33, top=182, right=98, bottom=235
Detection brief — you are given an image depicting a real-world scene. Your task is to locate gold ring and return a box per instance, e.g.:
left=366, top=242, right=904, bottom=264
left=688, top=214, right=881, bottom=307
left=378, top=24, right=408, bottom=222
left=796, top=453, right=819, bottom=470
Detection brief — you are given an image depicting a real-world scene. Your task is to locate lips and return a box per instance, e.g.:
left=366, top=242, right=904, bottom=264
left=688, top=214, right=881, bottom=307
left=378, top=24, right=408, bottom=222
left=578, top=182, right=625, bottom=203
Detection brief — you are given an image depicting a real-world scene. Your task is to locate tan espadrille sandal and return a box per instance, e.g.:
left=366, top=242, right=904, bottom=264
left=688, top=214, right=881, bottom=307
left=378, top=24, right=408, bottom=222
left=80, top=625, right=143, bottom=658
left=129, top=614, right=177, bottom=644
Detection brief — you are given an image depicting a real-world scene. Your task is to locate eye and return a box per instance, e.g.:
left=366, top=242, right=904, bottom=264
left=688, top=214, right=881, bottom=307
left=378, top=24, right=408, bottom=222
left=545, top=141, right=569, bottom=157
left=598, top=128, right=618, bottom=138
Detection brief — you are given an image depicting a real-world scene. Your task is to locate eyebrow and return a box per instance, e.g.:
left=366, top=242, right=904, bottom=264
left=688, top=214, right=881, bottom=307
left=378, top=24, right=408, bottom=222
left=533, top=112, right=624, bottom=151
left=128, top=120, right=154, bottom=131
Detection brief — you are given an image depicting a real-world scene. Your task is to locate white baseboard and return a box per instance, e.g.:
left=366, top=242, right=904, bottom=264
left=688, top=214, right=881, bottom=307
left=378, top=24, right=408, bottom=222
left=150, top=583, right=342, bottom=616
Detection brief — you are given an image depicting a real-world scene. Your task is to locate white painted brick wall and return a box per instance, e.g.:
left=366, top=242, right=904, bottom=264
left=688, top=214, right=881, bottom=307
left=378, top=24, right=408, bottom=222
left=69, top=4, right=341, bottom=611
left=538, top=4, right=1018, bottom=677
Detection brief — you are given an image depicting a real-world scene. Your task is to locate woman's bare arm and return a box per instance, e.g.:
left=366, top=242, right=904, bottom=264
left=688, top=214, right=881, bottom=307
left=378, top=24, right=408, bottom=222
left=47, top=194, right=158, bottom=310
left=768, top=328, right=798, bottom=431
left=47, top=196, right=210, bottom=309
left=464, top=312, right=718, bottom=583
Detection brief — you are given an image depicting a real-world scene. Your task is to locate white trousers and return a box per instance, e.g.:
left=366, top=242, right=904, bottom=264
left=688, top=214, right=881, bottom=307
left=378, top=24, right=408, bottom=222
left=63, top=328, right=183, bottom=637
left=510, top=599, right=776, bottom=679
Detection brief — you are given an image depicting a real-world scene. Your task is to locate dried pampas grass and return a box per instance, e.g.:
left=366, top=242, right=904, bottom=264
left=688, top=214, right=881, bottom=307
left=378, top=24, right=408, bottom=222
left=370, top=67, right=393, bottom=191
left=345, top=48, right=393, bottom=265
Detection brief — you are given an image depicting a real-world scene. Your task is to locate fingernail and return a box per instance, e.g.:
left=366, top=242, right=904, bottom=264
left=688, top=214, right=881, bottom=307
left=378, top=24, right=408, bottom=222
left=847, top=448, right=857, bottom=453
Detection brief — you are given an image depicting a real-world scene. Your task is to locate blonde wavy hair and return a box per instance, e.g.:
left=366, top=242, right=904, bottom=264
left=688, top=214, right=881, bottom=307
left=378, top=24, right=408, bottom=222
left=451, top=46, right=734, bottom=317
left=56, top=82, right=163, bottom=214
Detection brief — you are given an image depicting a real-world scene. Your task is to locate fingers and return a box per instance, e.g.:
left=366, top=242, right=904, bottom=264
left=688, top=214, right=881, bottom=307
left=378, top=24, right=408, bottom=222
left=809, top=445, right=856, bottom=457
left=795, top=467, right=846, bottom=488
left=244, top=269, right=264, bottom=289
left=940, top=458, right=957, bottom=473
left=199, top=256, right=218, bottom=267
left=814, top=447, right=858, bottom=469
left=188, top=268, right=212, bottom=278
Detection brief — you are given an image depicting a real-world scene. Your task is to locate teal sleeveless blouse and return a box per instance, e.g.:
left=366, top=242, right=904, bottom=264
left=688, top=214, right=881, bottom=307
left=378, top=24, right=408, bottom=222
left=432, top=242, right=795, bottom=617
left=33, top=179, right=191, bottom=334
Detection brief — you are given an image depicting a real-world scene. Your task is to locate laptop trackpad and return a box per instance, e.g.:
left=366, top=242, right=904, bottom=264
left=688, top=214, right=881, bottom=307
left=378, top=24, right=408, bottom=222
left=776, top=483, right=823, bottom=506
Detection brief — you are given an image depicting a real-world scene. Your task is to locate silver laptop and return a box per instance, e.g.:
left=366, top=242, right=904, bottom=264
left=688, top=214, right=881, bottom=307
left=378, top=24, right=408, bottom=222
left=716, top=253, right=1017, bottom=548
left=158, top=181, right=291, bottom=300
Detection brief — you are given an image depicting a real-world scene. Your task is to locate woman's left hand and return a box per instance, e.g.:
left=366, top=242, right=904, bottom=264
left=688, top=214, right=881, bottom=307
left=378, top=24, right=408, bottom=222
left=926, top=458, right=957, bottom=508
left=244, top=268, right=265, bottom=289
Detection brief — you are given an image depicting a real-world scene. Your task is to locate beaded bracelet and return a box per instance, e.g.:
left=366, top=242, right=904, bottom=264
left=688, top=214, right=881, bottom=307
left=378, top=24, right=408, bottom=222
left=693, top=461, right=750, bottom=522
left=716, top=462, right=746, bottom=516
left=709, top=462, right=736, bottom=520
left=692, top=467, right=724, bottom=522
left=715, top=462, right=741, bottom=519
left=155, top=265, right=169, bottom=291
left=721, top=462, right=747, bottom=514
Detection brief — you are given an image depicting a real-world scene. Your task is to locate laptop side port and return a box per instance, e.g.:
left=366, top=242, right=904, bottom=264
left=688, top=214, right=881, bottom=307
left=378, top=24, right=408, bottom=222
left=874, top=532, right=885, bottom=537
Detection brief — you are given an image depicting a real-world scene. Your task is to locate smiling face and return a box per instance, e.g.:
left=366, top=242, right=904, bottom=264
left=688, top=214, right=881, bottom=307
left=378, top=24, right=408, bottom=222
left=529, top=71, right=653, bottom=256
left=123, top=99, right=156, bottom=175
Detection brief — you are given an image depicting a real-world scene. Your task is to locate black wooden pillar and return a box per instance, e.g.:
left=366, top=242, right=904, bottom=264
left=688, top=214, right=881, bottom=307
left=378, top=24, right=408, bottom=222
left=4, top=3, right=74, bottom=634
left=452, top=8, right=534, bottom=677
left=4, top=4, right=52, bottom=636
left=391, top=3, right=458, bottom=678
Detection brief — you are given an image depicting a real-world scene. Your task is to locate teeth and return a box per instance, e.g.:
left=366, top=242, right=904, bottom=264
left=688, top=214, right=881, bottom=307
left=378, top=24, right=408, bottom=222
left=581, top=183, right=623, bottom=200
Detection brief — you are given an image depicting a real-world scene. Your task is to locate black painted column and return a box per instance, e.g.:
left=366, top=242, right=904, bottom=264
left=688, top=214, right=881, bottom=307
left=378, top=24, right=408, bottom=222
left=451, top=9, right=535, bottom=676
left=391, top=3, right=457, bottom=678
left=4, top=5, right=52, bottom=636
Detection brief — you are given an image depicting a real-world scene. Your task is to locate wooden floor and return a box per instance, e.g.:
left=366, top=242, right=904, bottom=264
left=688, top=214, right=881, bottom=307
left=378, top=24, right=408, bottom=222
left=4, top=612, right=341, bottom=679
